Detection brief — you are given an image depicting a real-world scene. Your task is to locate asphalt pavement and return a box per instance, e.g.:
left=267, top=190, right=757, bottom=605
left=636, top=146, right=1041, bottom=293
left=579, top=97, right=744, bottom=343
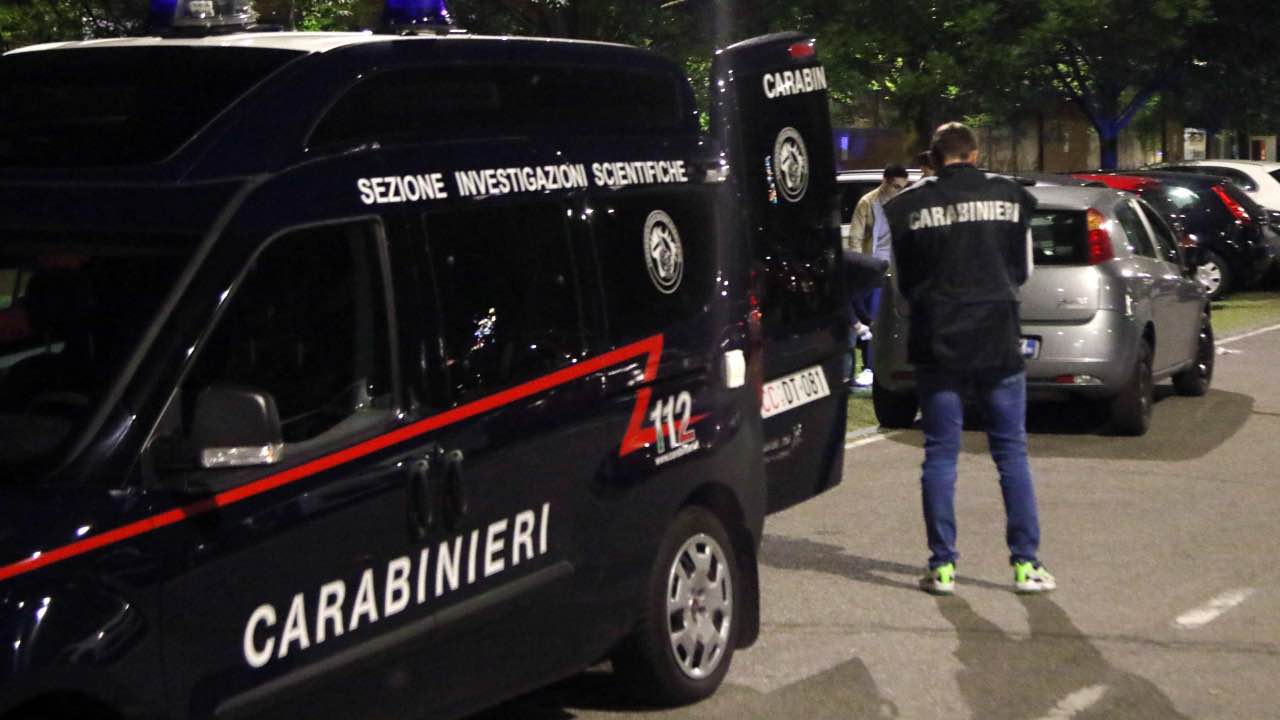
left=480, top=325, right=1280, bottom=720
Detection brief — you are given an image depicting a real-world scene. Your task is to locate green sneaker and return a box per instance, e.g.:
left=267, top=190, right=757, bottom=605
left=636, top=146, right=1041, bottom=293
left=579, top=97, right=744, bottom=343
left=1013, top=561, right=1056, bottom=593
left=919, top=563, right=956, bottom=595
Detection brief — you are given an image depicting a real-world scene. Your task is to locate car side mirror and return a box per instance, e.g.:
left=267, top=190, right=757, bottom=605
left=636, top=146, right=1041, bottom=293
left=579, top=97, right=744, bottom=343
left=190, top=385, right=284, bottom=469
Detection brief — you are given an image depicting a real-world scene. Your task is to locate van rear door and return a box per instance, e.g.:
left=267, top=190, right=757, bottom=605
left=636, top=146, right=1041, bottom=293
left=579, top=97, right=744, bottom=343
left=711, top=32, right=847, bottom=513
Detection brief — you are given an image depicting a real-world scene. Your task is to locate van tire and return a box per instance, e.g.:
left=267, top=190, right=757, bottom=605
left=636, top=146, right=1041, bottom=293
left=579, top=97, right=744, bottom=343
left=873, top=380, right=918, bottom=428
left=612, top=506, right=738, bottom=706
left=1173, top=310, right=1214, bottom=397
left=1110, top=340, right=1153, bottom=436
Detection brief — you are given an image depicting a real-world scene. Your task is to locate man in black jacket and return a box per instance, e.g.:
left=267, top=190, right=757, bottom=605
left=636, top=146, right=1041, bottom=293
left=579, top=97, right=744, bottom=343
left=884, top=122, right=1055, bottom=595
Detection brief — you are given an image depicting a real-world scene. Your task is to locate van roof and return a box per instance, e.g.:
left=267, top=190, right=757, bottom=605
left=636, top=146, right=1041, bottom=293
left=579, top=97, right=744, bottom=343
left=4, top=31, right=632, bottom=57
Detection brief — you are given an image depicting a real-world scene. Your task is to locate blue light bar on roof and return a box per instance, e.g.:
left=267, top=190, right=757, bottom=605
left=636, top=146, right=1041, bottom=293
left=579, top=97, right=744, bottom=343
left=382, top=0, right=453, bottom=32
left=149, top=0, right=257, bottom=32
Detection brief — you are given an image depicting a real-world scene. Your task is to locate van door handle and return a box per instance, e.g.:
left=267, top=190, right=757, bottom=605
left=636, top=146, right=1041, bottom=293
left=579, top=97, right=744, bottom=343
left=408, top=458, right=433, bottom=541
left=443, top=449, right=467, bottom=525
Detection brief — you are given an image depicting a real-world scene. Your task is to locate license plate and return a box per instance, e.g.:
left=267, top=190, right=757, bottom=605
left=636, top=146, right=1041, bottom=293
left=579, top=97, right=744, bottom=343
left=188, top=0, right=214, bottom=15
left=761, top=365, right=831, bottom=419
left=1021, top=337, right=1040, bottom=359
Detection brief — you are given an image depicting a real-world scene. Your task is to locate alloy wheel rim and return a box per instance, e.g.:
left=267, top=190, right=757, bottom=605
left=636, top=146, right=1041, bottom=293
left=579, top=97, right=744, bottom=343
left=1198, top=262, right=1222, bottom=294
left=665, top=532, right=733, bottom=680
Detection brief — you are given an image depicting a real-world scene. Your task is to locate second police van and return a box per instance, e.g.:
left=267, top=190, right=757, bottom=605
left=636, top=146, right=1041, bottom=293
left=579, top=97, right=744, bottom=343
left=0, top=1, right=852, bottom=717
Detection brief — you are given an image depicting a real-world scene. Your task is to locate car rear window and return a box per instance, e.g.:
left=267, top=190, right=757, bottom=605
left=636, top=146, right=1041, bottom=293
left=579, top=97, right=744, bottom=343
left=1030, top=210, right=1088, bottom=266
left=0, top=47, right=300, bottom=168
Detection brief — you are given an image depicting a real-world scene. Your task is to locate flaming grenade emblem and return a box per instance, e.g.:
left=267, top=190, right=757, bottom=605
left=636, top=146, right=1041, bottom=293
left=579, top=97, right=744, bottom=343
left=773, top=127, right=810, bottom=203
left=644, top=210, right=684, bottom=295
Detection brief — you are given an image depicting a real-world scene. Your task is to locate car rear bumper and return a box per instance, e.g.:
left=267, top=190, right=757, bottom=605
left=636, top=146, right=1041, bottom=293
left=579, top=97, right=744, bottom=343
left=874, top=309, right=1139, bottom=401
left=1022, top=310, right=1140, bottom=400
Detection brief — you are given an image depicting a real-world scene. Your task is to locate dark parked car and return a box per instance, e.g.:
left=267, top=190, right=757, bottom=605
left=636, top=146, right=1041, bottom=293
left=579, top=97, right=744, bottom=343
left=1075, top=171, right=1277, bottom=299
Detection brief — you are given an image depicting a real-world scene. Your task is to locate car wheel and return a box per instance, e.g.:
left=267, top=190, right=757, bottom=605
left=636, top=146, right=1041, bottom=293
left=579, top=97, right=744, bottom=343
left=1110, top=339, right=1153, bottom=436
left=1173, top=310, right=1214, bottom=396
left=872, top=379, right=918, bottom=428
left=1197, top=250, right=1231, bottom=300
left=612, top=506, right=738, bottom=706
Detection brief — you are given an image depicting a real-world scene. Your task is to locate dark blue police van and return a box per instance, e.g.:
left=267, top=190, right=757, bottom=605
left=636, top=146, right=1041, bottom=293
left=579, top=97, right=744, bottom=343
left=0, top=1, right=849, bottom=717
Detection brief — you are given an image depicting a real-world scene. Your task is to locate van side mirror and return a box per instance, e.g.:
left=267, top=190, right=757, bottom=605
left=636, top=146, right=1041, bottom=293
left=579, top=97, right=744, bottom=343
left=190, top=385, right=284, bottom=469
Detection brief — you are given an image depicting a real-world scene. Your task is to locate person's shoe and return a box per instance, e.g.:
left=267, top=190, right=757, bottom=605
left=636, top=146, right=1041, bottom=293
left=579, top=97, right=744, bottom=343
left=854, top=369, right=874, bottom=387
left=919, top=563, right=956, bottom=595
left=1013, top=561, right=1056, bottom=593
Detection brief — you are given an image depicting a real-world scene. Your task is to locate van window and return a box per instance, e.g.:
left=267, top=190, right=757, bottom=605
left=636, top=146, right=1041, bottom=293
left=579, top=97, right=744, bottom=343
left=0, top=268, right=19, bottom=309
left=310, top=64, right=690, bottom=150
left=0, top=231, right=194, bottom=472
left=163, top=222, right=394, bottom=454
left=0, top=47, right=300, bottom=168
left=424, top=203, right=586, bottom=403
left=587, top=193, right=712, bottom=345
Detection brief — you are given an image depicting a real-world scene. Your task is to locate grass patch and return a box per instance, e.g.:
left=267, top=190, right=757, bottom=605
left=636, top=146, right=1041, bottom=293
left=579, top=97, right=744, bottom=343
left=1210, top=291, right=1280, bottom=337
left=845, top=289, right=1280, bottom=432
left=847, top=386, right=877, bottom=432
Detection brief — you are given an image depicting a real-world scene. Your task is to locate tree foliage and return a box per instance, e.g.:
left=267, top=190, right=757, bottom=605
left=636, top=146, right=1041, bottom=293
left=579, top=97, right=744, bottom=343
left=0, top=0, right=1273, bottom=166
left=1007, top=0, right=1213, bottom=167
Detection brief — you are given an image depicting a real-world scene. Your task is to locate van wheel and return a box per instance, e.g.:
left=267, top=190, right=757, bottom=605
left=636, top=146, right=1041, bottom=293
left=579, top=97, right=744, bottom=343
left=873, top=380, right=918, bottom=428
left=1110, top=340, right=1153, bottom=436
left=1173, top=311, right=1214, bottom=396
left=612, top=506, right=738, bottom=706
left=1197, top=251, right=1231, bottom=300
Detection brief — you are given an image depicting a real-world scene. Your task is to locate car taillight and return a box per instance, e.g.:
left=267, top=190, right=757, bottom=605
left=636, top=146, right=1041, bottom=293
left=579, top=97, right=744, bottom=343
left=1211, top=185, right=1253, bottom=224
left=788, top=41, right=815, bottom=59
left=1086, top=209, right=1114, bottom=265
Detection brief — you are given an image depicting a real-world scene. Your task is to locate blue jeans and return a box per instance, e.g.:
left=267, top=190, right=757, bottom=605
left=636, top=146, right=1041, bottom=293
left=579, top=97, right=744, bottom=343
left=916, top=367, right=1040, bottom=568
left=848, top=287, right=881, bottom=376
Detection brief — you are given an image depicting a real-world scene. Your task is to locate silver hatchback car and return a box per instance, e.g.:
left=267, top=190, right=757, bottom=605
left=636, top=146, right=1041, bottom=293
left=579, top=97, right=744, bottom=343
left=872, top=185, right=1214, bottom=436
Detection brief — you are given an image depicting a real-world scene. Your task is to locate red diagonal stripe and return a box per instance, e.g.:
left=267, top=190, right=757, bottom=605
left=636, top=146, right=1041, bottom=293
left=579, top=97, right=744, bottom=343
left=0, top=334, right=664, bottom=583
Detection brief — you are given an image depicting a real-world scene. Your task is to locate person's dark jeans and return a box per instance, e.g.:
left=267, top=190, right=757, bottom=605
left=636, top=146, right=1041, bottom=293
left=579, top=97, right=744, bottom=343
left=849, top=287, right=880, bottom=375
left=915, top=367, right=1040, bottom=569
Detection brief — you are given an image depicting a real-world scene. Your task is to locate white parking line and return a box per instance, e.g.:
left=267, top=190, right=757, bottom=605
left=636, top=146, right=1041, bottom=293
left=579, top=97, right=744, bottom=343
left=1218, top=322, right=1280, bottom=346
left=1174, top=588, right=1256, bottom=629
left=1036, top=684, right=1108, bottom=720
left=844, top=428, right=899, bottom=449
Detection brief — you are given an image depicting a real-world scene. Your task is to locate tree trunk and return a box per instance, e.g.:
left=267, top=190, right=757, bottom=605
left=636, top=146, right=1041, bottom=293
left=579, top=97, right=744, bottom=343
left=1099, top=131, right=1120, bottom=170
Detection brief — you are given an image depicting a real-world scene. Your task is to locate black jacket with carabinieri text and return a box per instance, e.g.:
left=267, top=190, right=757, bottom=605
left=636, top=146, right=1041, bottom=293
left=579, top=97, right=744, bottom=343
left=884, top=164, right=1037, bottom=371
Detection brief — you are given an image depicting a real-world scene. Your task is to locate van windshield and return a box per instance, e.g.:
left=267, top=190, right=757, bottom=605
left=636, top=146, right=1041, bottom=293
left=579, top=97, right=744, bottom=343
left=0, top=231, right=193, bottom=475
left=0, top=47, right=300, bottom=168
